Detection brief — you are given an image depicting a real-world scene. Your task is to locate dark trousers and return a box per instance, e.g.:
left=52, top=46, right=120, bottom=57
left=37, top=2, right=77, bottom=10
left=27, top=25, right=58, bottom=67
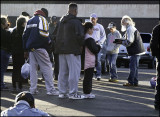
left=155, top=57, right=160, bottom=107
left=53, top=53, right=59, bottom=80
left=83, top=68, right=94, bottom=94
left=12, top=53, right=25, bottom=89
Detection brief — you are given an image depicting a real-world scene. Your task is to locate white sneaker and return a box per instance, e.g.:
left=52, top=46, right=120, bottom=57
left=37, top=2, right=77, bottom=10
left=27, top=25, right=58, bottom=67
left=30, top=90, right=39, bottom=95
left=83, top=93, right=95, bottom=99
left=59, top=94, right=69, bottom=98
left=69, top=94, right=85, bottom=100
left=47, top=89, right=59, bottom=96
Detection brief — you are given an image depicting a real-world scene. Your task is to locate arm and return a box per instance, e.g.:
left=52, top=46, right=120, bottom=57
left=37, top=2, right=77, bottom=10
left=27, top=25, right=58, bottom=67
left=150, top=25, right=159, bottom=56
left=85, top=38, right=101, bottom=55
left=75, top=20, right=85, bottom=47
left=38, top=16, right=51, bottom=43
left=122, top=26, right=135, bottom=47
left=98, top=24, right=106, bottom=46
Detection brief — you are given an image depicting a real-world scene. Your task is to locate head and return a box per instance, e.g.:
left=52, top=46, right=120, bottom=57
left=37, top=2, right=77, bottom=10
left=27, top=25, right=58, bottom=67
left=107, top=22, right=117, bottom=33
left=84, top=22, right=94, bottom=35
left=1, top=15, right=10, bottom=29
left=41, top=8, right=48, bottom=18
left=50, top=16, right=57, bottom=25
left=121, top=15, right=135, bottom=32
left=68, top=3, right=78, bottom=16
left=16, top=15, right=29, bottom=29
left=22, top=11, right=30, bottom=18
left=90, top=13, right=98, bottom=25
left=15, top=91, right=35, bottom=108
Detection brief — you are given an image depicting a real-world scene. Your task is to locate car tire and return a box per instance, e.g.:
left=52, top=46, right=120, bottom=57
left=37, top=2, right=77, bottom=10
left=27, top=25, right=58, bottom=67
left=148, top=59, right=155, bottom=69
left=116, top=62, right=121, bottom=68
left=124, top=62, right=129, bottom=68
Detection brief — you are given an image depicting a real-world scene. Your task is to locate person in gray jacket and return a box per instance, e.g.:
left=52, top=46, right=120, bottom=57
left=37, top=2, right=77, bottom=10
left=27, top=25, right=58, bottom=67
left=1, top=91, right=49, bottom=116
left=54, top=3, right=85, bottom=99
left=102, top=22, right=122, bottom=83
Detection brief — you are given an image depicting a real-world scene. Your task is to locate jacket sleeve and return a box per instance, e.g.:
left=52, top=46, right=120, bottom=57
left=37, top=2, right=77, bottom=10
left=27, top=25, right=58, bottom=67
left=22, top=22, right=30, bottom=51
left=150, top=25, right=160, bottom=56
left=98, top=24, right=106, bottom=46
left=38, top=16, right=51, bottom=43
left=85, top=38, right=101, bottom=55
left=75, top=20, right=85, bottom=46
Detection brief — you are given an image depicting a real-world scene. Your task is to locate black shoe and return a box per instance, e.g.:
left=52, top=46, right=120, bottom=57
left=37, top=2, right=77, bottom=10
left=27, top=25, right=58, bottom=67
left=134, top=84, right=139, bottom=86
left=154, top=104, right=160, bottom=110
left=97, top=78, right=101, bottom=81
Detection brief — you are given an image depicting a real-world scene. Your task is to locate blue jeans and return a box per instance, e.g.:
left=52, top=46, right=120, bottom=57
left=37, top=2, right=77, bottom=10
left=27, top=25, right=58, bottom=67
left=1, top=50, right=11, bottom=88
left=96, top=50, right=102, bottom=77
left=128, top=55, right=140, bottom=85
left=107, top=54, right=118, bottom=79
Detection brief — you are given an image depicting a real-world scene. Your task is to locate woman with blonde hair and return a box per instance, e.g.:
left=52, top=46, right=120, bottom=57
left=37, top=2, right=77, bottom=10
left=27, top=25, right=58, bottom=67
left=114, top=15, right=145, bottom=86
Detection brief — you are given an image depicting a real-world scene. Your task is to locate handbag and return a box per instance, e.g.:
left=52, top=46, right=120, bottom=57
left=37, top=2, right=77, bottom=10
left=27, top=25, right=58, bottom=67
left=21, top=59, right=30, bottom=79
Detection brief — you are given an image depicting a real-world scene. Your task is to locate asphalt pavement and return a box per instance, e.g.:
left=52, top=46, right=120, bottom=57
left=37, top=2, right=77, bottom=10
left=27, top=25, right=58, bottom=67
left=1, top=65, right=160, bottom=116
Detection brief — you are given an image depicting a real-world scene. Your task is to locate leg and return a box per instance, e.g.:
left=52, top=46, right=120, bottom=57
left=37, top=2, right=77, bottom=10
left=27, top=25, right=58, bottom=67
left=53, top=53, right=59, bottom=80
left=83, top=68, right=94, bottom=94
left=155, top=57, right=160, bottom=110
left=0, top=50, right=10, bottom=89
left=128, top=55, right=140, bottom=85
left=29, top=52, right=38, bottom=93
left=67, top=54, right=81, bottom=96
left=96, top=50, right=102, bottom=79
left=107, top=54, right=112, bottom=78
left=12, top=54, right=18, bottom=89
left=33, top=49, right=55, bottom=93
left=134, top=55, right=140, bottom=85
left=58, top=54, right=69, bottom=94
left=110, top=54, right=118, bottom=79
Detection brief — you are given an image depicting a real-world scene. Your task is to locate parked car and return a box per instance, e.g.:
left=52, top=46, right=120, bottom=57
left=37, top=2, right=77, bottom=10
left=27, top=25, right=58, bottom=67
left=117, top=32, right=156, bottom=69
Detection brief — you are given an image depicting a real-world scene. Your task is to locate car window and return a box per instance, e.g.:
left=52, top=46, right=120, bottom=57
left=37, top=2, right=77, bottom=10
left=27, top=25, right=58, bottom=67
left=140, top=34, right=151, bottom=43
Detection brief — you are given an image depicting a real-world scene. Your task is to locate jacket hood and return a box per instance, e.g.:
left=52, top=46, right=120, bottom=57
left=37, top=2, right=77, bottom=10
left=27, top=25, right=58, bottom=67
left=34, top=10, right=46, bottom=17
left=60, top=13, right=76, bottom=23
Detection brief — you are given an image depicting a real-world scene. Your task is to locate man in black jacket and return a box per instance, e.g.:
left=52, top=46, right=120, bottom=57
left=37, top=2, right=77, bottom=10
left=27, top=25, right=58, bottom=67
left=54, top=3, right=85, bottom=99
left=1, top=15, right=12, bottom=91
left=150, top=23, right=160, bottom=110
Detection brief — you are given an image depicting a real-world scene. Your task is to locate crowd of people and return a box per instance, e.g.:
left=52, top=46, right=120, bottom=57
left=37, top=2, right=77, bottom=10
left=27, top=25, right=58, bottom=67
left=1, top=2, right=159, bottom=115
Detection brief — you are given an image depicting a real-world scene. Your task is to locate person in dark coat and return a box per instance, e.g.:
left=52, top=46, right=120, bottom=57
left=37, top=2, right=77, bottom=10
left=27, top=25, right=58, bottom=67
left=11, top=15, right=29, bottom=92
left=1, top=15, right=12, bottom=91
left=150, top=23, right=160, bottom=110
left=54, top=3, right=85, bottom=99
left=49, top=16, right=59, bottom=80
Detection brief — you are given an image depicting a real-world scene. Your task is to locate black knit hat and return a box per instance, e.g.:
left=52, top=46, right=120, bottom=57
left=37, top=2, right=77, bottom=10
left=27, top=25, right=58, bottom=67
left=15, top=91, right=34, bottom=107
left=41, top=8, right=48, bottom=18
left=22, top=11, right=30, bottom=17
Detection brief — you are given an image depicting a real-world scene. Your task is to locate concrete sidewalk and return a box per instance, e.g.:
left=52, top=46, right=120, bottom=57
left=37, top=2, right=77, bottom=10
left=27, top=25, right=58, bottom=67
left=1, top=67, right=159, bottom=116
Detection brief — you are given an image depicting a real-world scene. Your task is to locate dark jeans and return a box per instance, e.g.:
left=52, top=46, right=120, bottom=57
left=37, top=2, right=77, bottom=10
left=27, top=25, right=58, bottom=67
left=12, top=53, right=25, bottom=89
left=53, top=53, right=59, bottom=80
left=83, top=68, right=94, bottom=94
left=1, top=50, right=11, bottom=88
left=155, top=57, right=160, bottom=107
left=128, top=55, right=140, bottom=85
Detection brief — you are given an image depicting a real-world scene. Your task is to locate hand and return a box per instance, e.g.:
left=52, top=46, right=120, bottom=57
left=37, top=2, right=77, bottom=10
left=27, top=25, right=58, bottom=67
left=113, top=40, right=122, bottom=44
left=24, top=52, right=29, bottom=59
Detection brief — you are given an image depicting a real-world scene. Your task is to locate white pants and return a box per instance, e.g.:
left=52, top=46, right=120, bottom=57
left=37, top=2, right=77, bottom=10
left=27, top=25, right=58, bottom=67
left=58, top=54, right=81, bottom=96
left=29, top=48, right=55, bottom=93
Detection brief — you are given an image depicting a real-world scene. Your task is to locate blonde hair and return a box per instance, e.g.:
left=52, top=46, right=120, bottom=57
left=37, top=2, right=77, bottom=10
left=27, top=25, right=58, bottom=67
left=121, top=15, right=135, bottom=26
left=1, top=15, right=8, bottom=25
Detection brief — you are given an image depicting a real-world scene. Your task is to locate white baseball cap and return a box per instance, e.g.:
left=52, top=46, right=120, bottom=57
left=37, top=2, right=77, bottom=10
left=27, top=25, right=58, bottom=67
left=90, top=13, right=98, bottom=18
